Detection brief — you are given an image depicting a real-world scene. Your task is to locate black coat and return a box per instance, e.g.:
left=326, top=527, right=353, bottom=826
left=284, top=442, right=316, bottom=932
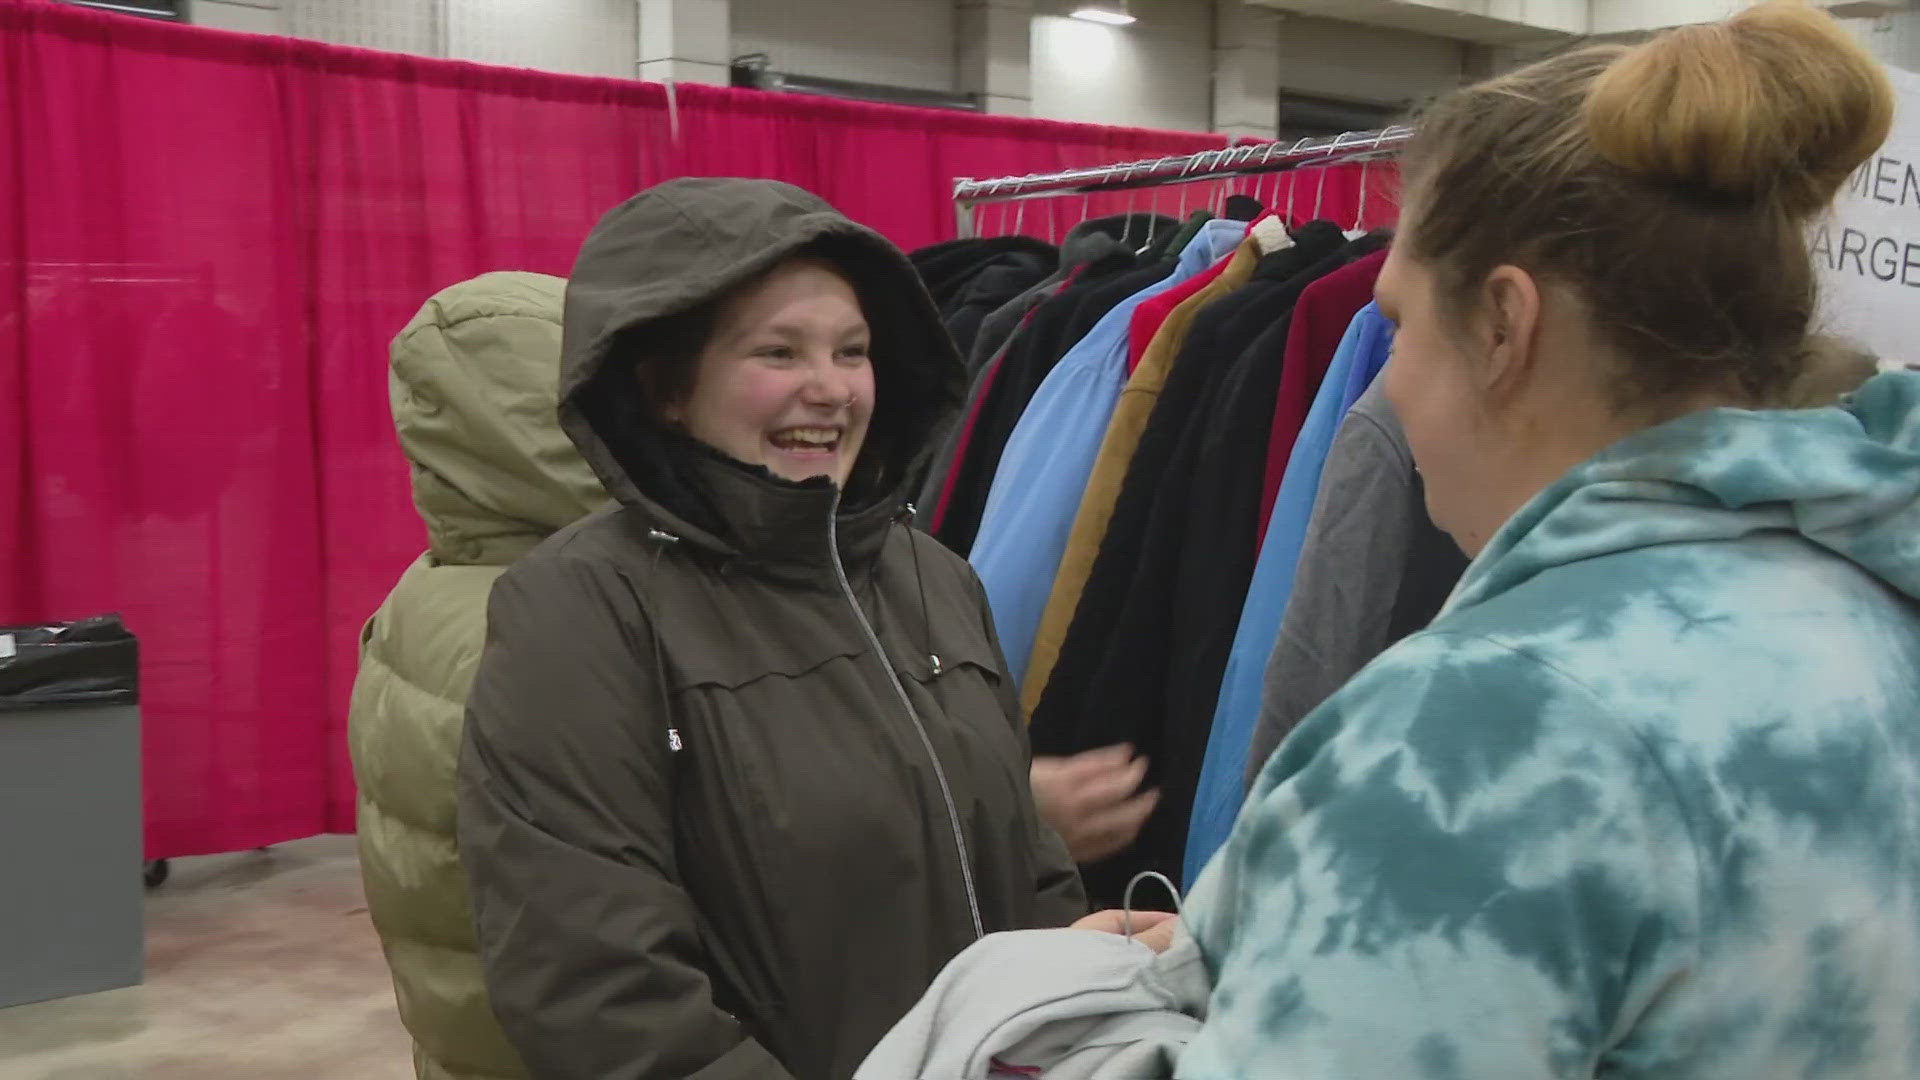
left=909, top=236, right=1057, bottom=311
left=1388, top=469, right=1470, bottom=642
left=1027, top=222, right=1354, bottom=903
left=945, top=255, right=1058, bottom=359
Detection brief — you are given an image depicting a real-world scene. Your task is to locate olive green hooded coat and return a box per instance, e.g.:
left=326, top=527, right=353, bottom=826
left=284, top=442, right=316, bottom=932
left=457, top=179, right=1086, bottom=1080
left=350, top=271, right=607, bottom=1080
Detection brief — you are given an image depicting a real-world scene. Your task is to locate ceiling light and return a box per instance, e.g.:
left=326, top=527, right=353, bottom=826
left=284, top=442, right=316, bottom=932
left=1071, top=4, right=1136, bottom=26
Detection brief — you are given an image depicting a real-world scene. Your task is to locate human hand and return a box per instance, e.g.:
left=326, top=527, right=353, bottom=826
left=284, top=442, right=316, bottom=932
left=1072, top=909, right=1180, bottom=954
left=1031, top=744, right=1159, bottom=864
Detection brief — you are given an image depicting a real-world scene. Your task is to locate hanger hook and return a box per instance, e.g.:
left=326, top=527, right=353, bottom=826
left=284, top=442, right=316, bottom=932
left=1353, top=158, right=1371, bottom=233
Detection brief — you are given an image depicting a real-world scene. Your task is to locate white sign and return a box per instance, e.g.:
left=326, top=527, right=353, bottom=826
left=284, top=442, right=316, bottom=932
left=1813, top=65, right=1920, bottom=367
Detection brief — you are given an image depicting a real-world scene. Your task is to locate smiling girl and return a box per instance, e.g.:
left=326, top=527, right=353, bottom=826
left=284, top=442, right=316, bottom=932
left=456, top=179, right=1086, bottom=1080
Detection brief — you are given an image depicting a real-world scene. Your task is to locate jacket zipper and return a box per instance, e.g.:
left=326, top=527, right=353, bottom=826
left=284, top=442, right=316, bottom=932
left=827, top=491, right=985, bottom=940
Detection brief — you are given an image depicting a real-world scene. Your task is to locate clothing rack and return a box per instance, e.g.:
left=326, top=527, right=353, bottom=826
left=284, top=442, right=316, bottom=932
left=952, top=124, right=1413, bottom=238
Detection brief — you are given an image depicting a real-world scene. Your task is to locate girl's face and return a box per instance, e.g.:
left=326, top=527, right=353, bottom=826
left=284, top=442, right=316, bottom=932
left=667, top=259, right=876, bottom=488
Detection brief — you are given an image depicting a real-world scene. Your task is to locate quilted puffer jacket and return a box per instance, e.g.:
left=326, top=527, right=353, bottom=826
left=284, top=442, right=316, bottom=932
left=349, top=271, right=607, bottom=1080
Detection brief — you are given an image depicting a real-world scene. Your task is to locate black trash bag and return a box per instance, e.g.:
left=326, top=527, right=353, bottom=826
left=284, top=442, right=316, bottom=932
left=0, top=614, right=138, bottom=712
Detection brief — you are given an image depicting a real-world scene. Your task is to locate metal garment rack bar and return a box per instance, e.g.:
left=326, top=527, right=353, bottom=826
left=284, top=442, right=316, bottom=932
left=952, top=124, right=1413, bottom=238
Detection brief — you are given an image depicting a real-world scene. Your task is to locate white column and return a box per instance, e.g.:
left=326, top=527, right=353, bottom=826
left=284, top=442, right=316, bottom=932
left=637, top=0, right=732, bottom=85
left=1214, top=0, right=1281, bottom=140
left=958, top=0, right=1035, bottom=116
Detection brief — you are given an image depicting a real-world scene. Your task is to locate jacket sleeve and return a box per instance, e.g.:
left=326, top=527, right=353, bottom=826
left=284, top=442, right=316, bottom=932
left=1245, top=407, right=1411, bottom=792
left=457, top=552, right=796, bottom=1080
left=969, top=567, right=1087, bottom=927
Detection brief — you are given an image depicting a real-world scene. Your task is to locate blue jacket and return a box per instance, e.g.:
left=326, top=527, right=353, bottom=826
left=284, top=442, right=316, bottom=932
left=1179, top=373, right=1920, bottom=1078
left=971, top=220, right=1246, bottom=687
left=1183, top=303, right=1393, bottom=882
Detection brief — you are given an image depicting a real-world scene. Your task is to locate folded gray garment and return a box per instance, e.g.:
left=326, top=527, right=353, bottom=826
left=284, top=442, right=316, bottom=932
left=857, top=928, right=1209, bottom=1080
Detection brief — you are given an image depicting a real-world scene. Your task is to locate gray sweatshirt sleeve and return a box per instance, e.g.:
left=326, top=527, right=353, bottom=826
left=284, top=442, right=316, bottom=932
left=1244, top=388, right=1414, bottom=791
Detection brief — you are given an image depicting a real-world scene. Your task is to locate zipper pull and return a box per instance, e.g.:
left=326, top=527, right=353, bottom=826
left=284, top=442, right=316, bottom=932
left=667, top=728, right=684, bottom=753
left=929, top=654, right=943, bottom=678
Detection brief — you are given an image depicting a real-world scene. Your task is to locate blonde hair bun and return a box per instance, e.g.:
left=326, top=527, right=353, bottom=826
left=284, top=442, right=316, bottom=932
left=1583, top=0, right=1894, bottom=218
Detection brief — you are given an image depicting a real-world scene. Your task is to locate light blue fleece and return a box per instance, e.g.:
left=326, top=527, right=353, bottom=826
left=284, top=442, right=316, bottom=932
left=1182, top=303, right=1394, bottom=884
left=1177, top=372, right=1920, bottom=1079
left=971, top=219, right=1246, bottom=688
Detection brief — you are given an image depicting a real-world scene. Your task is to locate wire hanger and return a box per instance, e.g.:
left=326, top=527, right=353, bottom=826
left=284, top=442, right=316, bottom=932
left=1344, top=157, right=1372, bottom=241
left=1344, top=129, right=1390, bottom=239
left=1137, top=157, right=1176, bottom=256
left=1136, top=182, right=1159, bottom=256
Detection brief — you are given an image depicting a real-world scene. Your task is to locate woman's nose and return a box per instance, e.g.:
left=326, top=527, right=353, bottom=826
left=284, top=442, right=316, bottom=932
left=803, top=355, right=854, bottom=406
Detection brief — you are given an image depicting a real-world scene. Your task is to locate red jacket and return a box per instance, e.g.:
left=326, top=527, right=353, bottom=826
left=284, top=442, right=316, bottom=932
left=1259, top=248, right=1387, bottom=542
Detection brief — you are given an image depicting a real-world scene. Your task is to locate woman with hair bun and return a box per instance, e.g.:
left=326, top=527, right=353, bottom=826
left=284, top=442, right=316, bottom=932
left=1164, top=2, right=1920, bottom=1075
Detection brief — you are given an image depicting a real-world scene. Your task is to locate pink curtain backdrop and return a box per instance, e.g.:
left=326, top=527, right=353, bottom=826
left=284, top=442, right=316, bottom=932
left=0, top=0, right=1400, bottom=858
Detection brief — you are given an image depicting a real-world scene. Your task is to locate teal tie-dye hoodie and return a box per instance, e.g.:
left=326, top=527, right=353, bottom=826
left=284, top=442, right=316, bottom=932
left=1179, top=372, right=1920, bottom=1078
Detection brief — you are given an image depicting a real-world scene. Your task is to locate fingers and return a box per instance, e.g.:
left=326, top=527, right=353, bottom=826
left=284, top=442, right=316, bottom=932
left=1070, top=908, right=1180, bottom=942
left=1052, top=743, right=1137, bottom=784
left=1075, top=754, right=1149, bottom=808
left=1035, top=744, right=1157, bottom=863
left=1086, top=788, right=1159, bottom=838
left=1135, top=916, right=1180, bottom=954
left=1071, top=909, right=1128, bottom=934
left=1120, top=909, right=1177, bottom=932
left=1066, top=789, right=1159, bottom=863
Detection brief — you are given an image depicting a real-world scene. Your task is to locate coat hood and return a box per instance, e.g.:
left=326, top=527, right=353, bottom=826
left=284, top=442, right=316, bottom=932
left=909, top=236, right=1058, bottom=313
left=1446, top=370, right=1920, bottom=617
left=1061, top=213, right=1176, bottom=266
left=390, top=271, right=608, bottom=566
left=560, top=178, right=965, bottom=546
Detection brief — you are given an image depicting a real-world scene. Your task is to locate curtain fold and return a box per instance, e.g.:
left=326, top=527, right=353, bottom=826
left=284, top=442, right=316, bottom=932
left=0, top=0, right=1396, bottom=858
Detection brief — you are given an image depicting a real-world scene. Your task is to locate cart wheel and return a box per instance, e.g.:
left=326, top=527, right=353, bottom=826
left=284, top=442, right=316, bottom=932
left=143, top=859, right=170, bottom=889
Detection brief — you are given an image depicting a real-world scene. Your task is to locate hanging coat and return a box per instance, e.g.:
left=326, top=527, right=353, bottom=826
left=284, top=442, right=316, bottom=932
left=934, top=250, right=1143, bottom=556
left=458, top=179, right=1085, bottom=1080
left=965, top=215, right=1163, bottom=373
left=1028, top=223, right=1350, bottom=904
left=971, top=219, right=1249, bottom=690
left=1183, top=299, right=1398, bottom=882
left=1027, top=225, right=1350, bottom=740
left=1241, top=380, right=1466, bottom=791
left=1021, top=232, right=1269, bottom=719
left=1258, top=248, right=1390, bottom=539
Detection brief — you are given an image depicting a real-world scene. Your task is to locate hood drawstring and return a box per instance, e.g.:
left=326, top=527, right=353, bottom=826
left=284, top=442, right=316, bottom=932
left=900, top=504, right=941, bottom=679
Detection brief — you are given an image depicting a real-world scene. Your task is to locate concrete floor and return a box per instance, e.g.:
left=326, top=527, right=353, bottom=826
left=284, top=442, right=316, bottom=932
left=0, top=836, right=413, bottom=1080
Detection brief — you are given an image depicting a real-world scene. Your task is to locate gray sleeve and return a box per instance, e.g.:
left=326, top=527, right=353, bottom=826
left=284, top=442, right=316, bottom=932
left=1244, top=407, right=1413, bottom=791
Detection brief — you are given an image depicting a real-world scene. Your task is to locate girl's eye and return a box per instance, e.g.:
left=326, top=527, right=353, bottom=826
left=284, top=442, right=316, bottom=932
left=838, top=344, right=871, bottom=363
left=754, top=345, right=797, bottom=362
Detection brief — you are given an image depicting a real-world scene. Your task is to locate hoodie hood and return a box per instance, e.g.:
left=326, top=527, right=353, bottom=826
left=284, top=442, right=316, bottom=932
left=390, top=271, right=608, bottom=566
left=1446, top=370, right=1920, bottom=617
left=561, top=178, right=965, bottom=548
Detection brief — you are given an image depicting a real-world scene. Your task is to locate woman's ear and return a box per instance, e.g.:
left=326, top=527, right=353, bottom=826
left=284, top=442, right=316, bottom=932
left=1477, top=264, right=1543, bottom=401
